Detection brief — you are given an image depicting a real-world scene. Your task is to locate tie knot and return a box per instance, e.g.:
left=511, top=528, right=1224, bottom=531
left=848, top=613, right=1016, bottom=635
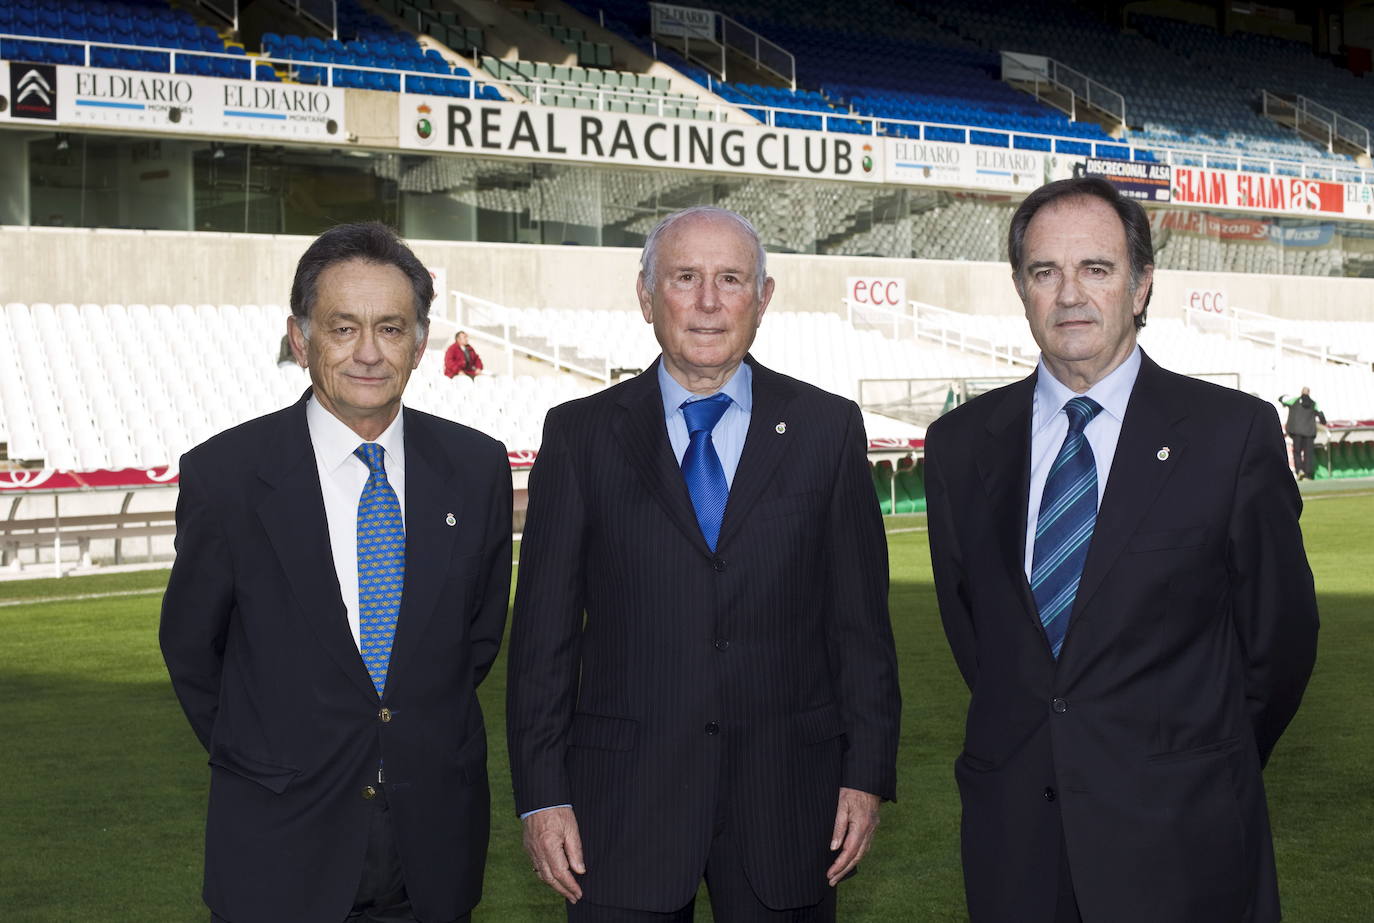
left=1063, top=397, right=1103, bottom=434
left=681, top=393, right=732, bottom=436
left=354, top=442, right=387, bottom=476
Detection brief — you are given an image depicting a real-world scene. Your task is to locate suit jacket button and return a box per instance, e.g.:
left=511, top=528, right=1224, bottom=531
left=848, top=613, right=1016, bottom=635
left=363, top=785, right=377, bottom=800
left=1043, top=786, right=1056, bottom=802
left=714, top=639, right=730, bottom=651
left=712, top=557, right=726, bottom=572
left=379, top=708, right=392, bottom=723
left=1051, top=697, right=1068, bottom=714
left=704, top=721, right=720, bottom=735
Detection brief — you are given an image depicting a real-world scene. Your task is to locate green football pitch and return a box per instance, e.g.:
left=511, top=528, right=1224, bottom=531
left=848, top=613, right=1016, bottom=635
left=2, top=490, right=1371, bottom=921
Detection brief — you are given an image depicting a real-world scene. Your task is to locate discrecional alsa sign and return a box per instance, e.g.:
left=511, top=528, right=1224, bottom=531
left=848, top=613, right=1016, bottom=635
left=400, top=96, right=883, bottom=183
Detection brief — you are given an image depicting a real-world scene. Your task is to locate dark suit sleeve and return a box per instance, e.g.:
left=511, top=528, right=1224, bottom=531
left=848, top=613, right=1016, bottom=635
left=924, top=427, right=977, bottom=690
left=825, top=403, right=900, bottom=801
left=470, top=441, right=513, bottom=688
left=1227, top=400, right=1319, bottom=766
left=159, top=454, right=235, bottom=752
left=506, top=411, right=586, bottom=815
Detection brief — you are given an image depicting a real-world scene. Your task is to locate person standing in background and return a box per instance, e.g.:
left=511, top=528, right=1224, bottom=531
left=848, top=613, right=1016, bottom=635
left=1279, top=387, right=1327, bottom=480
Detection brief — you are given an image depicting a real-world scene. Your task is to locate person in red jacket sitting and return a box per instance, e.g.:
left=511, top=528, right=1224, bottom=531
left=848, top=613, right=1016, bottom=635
left=444, top=331, right=483, bottom=378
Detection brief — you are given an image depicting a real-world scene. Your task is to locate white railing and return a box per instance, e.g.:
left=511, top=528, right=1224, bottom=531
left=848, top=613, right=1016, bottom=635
left=649, top=2, right=796, bottom=89
left=1183, top=303, right=1362, bottom=366
left=450, top=291, right=612, bottom=383
left=5, top=32, right=1373, bottom=186
left=1002, top=51, right=1125, bottom=126
left=844, top=297, right=1036, bottom=368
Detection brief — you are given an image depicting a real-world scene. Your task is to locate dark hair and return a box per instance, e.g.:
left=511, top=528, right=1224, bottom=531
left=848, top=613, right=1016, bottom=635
left=289, top=222, right=434, bottom=339
left=1007, top=177, right=1154, bottom=329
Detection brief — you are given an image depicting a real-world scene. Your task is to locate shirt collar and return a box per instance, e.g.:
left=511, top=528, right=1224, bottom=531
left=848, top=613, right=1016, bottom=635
left=657, top=359, right=754, bottom=419
left=305, top=394, right=406, bottom=473
left=1033, top=345, right=1141, bottom=435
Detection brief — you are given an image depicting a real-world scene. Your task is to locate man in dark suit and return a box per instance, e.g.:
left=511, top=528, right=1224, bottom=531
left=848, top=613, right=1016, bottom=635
left=924, top=177, right=1318, bottom=923
left=506, top=206, right=900, bottom=921
left=160, top=222, right=512, bottom=922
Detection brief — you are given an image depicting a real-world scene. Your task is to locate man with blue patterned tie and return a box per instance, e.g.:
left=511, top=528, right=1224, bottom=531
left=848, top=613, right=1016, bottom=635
left=507, top=206, right=900, bottom=921
left=160, top=222, right=512, bottom=923
left=923, top=178, right=1318, bottom=923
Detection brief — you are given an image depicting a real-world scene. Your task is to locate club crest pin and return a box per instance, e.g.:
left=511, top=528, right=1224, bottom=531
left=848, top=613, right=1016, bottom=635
left=1156, top=447, right=1170, bottom=461
left=775, top=422, right=787, bottom=434
left=445, top=512, right=456, bottom=526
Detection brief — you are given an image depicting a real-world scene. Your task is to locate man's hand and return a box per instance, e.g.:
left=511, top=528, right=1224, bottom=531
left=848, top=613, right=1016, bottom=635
left=827, top=787, right=881, bottom=887
left=522, top=807, right=586, bottom=903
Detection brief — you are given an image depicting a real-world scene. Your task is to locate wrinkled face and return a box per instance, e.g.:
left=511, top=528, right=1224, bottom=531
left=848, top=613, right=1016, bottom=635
left=638, top=213, right=774, bottom=385
left=289, top=258, right=426, bottom=439
left=1016, top=196, right=1151, bottom=382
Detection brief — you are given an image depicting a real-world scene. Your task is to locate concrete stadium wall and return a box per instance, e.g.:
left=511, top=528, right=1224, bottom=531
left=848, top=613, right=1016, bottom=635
left=1, top=225, right=1371, bottom=323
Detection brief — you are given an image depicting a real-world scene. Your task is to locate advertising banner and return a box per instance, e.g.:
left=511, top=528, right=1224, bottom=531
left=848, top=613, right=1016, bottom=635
left=2, top=63, right=345, bottom=140
left=1171, top=166, right=1345, bottom=218
left=650, top=3, right=716, bottom=40
left=847, top=276, right=906, bottom=309
left=1080, top=156, right=1171, bottom=202
left=883, top=137, right=1043, bottom=191
left=400, top=96, right=883, bottom=183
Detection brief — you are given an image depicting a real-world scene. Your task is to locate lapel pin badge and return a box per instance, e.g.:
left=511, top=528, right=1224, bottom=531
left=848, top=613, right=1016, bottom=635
left=1156, top=447, right=1170, bottom=461
left=445, top=512, right=456, bottom=526
left=775, top=422, right=787, bottom=434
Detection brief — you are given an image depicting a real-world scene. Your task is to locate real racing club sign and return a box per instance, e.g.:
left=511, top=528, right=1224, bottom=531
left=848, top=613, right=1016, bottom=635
left=402, top=96, right=882, bottom=184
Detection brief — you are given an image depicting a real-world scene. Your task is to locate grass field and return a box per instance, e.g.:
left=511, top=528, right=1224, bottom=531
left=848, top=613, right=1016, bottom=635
left=1, top=491, right=1371, bottom=921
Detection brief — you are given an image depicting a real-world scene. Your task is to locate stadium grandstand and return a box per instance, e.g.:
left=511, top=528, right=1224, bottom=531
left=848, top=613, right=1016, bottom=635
left=0, top=0, right=1372, bottom=570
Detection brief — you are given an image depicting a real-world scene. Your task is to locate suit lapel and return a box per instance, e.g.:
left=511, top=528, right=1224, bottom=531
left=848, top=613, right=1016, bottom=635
left=256, top=396, right=377, bottom=701
left=612, top=362, right=710, bottom=555
left=977, top=373, right=1040, bottom=630
left=386, top=410, right=462, bottom=691
left=716, top=358, right=796, bottom=551
left=1069, top=352, right=1188, bottom=622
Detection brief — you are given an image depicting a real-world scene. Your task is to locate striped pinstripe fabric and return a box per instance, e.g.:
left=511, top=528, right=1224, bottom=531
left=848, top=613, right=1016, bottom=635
left=1030, top=396, right=1103, bottom=658
left=355, top=442, right=404, bottom=695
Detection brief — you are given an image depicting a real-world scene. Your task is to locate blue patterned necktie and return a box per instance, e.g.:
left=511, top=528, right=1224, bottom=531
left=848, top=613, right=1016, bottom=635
left=355, top=443, right=404, bottom=696
left=681, top=393, right=733, bottom=552
left=1031, top=397, right=1103, bottom=659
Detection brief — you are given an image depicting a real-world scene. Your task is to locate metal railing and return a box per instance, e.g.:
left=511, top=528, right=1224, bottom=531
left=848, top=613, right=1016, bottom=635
left=4, top=32, right=1372, bottom=186
left=1183, top=303, right=1362, bottom=366
left=1262, top=90, right=1371, bottom=158
left=450, top=291, right=611, bottom=383
left=649, top=2, right=795, bottom=90
left=1001, top=51, right=1125, bottom=126
left=846, top=297, right=1036, bottom=369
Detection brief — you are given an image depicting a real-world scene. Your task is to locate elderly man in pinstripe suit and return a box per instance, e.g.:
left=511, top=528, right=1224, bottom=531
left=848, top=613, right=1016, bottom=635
left=507, top=206, right=901, bottom=921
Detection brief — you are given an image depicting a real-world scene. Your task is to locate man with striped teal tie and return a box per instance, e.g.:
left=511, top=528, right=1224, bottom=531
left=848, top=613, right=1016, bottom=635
left=162, top=223, right=512, bottom=923
left=924, top=178, right=1317, bottom=923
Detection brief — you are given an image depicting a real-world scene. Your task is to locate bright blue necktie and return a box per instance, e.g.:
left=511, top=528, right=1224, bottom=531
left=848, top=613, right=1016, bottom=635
left=355, top=443, right=404, bottom=696
left=1031, top=397, right=1103, bottom=659
left=681, top=394, right=732, bottom=552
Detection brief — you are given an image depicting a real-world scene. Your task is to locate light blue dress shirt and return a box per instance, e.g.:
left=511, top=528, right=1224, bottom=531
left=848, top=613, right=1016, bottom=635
left=658, top=359, right=753, bottom=487
left=1023, top=346, right=1142, bottom=578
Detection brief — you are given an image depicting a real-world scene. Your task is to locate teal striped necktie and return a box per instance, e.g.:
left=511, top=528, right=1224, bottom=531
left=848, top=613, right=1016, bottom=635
left=1031, top=397, right=1103, bottom=659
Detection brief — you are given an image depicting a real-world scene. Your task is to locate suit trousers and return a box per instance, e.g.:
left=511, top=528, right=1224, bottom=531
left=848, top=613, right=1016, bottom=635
left=567, top=755, right=837, bottom=923
left=210, top=783, right=472, bottom=923
left=1290, top=433, right=1316, bottom=479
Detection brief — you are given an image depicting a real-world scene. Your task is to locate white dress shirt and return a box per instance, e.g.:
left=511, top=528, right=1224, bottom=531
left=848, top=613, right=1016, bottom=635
left=305, top=396, right=407, bottom=651
left=1023, top=346, right=1141, bottom=578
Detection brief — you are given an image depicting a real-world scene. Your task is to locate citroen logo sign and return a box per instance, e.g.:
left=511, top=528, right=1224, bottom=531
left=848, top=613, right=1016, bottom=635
left=16, top=68, right=52, bottom=106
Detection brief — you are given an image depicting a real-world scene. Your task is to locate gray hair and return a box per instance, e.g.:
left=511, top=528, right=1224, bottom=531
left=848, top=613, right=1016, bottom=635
left=640, top=206, right=769, bottom=298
